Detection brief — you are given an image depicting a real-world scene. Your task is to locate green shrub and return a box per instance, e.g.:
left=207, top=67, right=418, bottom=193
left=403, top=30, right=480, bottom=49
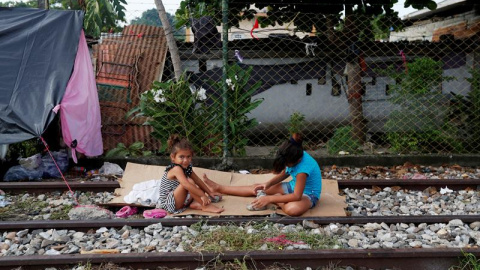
left=378, top=57, right=460, bottom=153
left=208, top=64, right=263, bottom=156
left=287, top=111, right=305, bottom=136
left=6, top=139, right=40, bottom=160
left=105, top=142, right=153, bottom=157
left=128, top=74, right=221, bottom=156
left=326, top=126, right=361, bottom=154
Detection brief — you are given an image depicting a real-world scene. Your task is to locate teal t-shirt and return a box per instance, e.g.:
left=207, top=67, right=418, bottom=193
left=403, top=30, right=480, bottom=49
left=285, top=151, right=322, bottom=198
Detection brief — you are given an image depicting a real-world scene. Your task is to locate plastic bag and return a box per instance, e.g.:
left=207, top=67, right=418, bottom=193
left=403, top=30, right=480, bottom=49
left=19, top=153, right=42, bottom=170
left=99, top=162, right=123, bottom=176
left=3, top=165, right=43, bottom=181
left=42, top=150, right=69, bottom=178
left=0, top=144, right=8, bottom=160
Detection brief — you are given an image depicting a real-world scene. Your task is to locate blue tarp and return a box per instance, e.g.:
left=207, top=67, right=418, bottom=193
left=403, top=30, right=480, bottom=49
left=0, top=8, right=84, bottom=144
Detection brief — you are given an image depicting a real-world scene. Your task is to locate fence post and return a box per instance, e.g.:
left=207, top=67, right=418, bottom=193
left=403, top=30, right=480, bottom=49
left=221, top=0, right=229, bottom=163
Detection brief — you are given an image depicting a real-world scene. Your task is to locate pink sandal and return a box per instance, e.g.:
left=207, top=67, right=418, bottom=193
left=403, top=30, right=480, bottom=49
left=143, top=209, right=167, bottom=219
left=115, top=206, right=138, bottom=218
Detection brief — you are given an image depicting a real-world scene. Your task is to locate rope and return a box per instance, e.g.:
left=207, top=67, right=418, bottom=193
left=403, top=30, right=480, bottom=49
left=39, top=137, right=114, bottom=216
left=40, top=136, right=80, bottom=206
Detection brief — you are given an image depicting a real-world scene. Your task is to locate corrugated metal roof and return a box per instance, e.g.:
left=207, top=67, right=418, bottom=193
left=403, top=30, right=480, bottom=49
left=94, top=24, right=168, bottom=106
left=93, top=25, right=168, bottom=151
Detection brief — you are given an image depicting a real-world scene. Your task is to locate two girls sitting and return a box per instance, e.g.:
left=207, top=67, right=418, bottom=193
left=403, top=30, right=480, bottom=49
left=161, top=133, right=321, bottom=216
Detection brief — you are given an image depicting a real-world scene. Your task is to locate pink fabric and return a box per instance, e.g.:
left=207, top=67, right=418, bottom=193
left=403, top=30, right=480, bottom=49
left=57, top=30, right=103, bottom=162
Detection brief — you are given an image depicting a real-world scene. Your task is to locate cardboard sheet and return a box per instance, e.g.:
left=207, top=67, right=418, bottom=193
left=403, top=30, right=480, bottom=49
left=108, top=162, right=347, bottom=217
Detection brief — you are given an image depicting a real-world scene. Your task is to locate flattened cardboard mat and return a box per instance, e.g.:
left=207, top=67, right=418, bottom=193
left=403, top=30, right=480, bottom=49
left=109, top=162, right=347, bottom=217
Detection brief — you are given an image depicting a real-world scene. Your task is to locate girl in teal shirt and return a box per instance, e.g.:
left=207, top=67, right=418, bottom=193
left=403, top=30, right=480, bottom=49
left=204, top=133, right=322, bottom=216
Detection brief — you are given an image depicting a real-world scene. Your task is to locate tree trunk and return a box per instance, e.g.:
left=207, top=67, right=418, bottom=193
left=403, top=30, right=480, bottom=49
left=346, top=61, right=366, bottom=144
left=154, top=0, right=182, bottom=81
left=344, top=10, right=366, bottom=144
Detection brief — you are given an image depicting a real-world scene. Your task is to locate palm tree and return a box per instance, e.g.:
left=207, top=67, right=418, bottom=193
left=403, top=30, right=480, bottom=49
left=154, top=0, right=182, bottom=81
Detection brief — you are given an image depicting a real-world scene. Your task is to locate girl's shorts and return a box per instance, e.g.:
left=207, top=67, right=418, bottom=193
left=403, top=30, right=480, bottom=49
left=161, top=192, right=192, bottom=214
left=281, top=182, right=319, bottom=208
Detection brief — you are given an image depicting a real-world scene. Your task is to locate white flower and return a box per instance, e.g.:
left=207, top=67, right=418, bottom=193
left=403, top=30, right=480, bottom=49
left=189, top=85, right=207, bottom=101
left=235, top=75, right=238, bottom=80
left=226, top=78, right=232, bottom=87
left=189, top=85, right=197, bottom=94
left=197, top=87, right=207, bottom=101
left=153, top=89, right=165, bottom=103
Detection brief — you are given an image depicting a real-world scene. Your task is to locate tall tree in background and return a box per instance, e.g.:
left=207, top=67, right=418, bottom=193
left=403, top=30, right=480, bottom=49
left=131, top=8, right=175, bottom=27
left=174, top=0, right=437, bottom=143
left=48, top=0, right=126, bottom=38
left=131, top=8, right=185, bottom=40
left=0, top=0, right=126, bottom=38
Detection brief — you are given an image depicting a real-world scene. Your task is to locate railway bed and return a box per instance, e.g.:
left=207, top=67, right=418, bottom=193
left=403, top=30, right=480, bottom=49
left=1, top=179, right=480, bottom=269
left=1, top=178, right=479, bottom=194
left=1, top=248, right=480, bottom=270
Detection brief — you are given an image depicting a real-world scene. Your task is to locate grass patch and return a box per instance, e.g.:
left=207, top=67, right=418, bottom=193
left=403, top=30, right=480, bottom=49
left=50, top=204, right=74, bottom=220
left=0, top=195, right=48, bottom=221
left=450, top=252, right=480, bottom=270
left=72, top=259, right=345, bottom=270
left=185, top=221, right=338, bottom=253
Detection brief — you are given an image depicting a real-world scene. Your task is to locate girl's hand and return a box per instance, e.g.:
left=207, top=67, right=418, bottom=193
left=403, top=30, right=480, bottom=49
left=253, top=183, right=267, bottom=193
left=252, top=195, right=270, bottom=209
left=200, top=195, right=211, bottom=206
left=209, top=191, right=223, bottom=198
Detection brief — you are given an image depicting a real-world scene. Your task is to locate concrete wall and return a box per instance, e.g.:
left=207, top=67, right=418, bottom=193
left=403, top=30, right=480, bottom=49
left=182, top=53, right=474, bottom=133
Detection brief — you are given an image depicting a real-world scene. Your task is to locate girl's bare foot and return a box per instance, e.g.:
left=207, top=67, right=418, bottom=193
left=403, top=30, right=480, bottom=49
left=190, top=201, right=224, bottom=213
left=203, top=174, right=221, bottom=192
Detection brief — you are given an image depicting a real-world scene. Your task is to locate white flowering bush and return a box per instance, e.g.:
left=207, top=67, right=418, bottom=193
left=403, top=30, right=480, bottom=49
left=128, top=74, right=221, bottom=155
left=209, top=64, right=263, bottom=156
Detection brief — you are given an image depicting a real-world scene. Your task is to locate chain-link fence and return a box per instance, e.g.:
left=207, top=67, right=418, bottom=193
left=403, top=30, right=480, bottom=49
left=96, top=4, right=480, bottom=158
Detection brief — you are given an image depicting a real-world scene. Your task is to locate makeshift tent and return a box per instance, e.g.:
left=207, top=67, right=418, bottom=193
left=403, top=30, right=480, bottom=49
left=0, top=8, right=103, bottom=160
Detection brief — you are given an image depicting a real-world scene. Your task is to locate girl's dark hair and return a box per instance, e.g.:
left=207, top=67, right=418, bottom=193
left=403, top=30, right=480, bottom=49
left=272, top=133, right=304, bottom=173
left=167, top=134, right=194, bottom=155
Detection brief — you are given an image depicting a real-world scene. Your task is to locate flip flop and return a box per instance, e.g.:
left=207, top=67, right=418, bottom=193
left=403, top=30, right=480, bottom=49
left=143, top=208, right=168, bottom=219
left=115, top=206, right=138, bottom=218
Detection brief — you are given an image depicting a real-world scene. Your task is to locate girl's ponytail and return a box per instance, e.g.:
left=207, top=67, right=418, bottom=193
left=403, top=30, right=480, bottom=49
left=272, top=133, right=304, bottom=173
left=167, top=134, right=193, bottom=155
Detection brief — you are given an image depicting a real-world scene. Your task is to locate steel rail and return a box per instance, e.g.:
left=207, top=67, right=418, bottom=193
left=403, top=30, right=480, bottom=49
left=1, top=215, right=480, bottom=231
left=337, top=178, right=480, bottom=190
left=0, top=248, right=479, bottom=270
left=0, top=181, right=120, bottom=194
left=1, top=179, right=479, bottom=194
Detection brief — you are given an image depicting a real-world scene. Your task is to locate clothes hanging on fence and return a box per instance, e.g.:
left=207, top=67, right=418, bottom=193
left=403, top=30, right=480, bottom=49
left=191, top=16, right=221, bottom=54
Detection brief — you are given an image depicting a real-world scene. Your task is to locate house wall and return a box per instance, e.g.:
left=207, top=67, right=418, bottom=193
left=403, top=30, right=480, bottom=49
left=247, top=74, right=403, bottom=133
left=182, top=52, right=474, bottom=134
left=390, top=10, right=480, bottom=41
left=182, top=57, right=312, bottom=73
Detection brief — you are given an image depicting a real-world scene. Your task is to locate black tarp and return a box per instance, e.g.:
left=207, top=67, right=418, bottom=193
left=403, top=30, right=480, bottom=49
left=0, top=8, right=84, bottom=144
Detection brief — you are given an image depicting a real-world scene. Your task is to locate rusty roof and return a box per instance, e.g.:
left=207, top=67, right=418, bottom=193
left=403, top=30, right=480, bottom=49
left=93, top=24, right=168, bottom=107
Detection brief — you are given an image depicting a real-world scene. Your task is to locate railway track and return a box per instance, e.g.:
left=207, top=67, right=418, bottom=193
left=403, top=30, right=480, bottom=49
left=1, top=179, right=480, bottom=269
left=1, top=248, right=480, bottom=270
left=1, top=178, right=479, bottom=194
